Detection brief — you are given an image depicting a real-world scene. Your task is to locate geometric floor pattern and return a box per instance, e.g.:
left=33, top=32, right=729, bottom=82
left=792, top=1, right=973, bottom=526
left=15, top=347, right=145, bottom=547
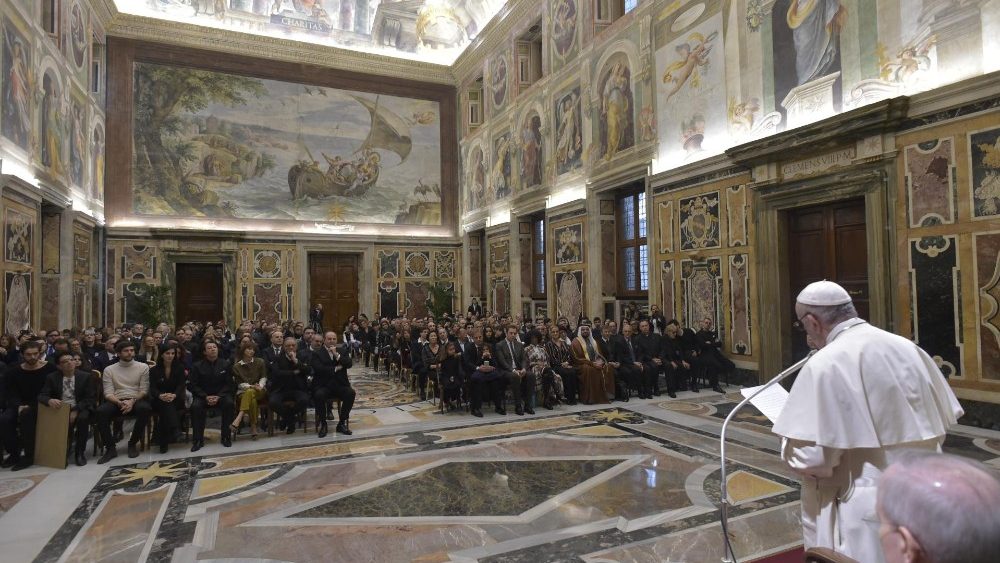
left=2, top=368, right=998, bottom=563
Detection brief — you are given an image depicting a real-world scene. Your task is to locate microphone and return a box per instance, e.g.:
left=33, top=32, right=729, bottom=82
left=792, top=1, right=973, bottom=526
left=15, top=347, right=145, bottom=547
left=718, top=350, right=815, bottom=563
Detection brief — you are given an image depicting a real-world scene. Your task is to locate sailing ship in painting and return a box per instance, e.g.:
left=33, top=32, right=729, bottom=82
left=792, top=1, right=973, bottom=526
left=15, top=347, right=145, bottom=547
left=288, top=95, right=411, bottom=199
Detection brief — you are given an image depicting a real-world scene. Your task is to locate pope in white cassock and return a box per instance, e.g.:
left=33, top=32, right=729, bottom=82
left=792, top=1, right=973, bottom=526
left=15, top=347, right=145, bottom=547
left=772, top=281, right=963, bottom=563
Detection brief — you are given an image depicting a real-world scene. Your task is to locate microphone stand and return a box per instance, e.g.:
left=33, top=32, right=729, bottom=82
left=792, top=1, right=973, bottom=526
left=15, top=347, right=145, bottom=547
left=718, top=351, right=815, bottom=563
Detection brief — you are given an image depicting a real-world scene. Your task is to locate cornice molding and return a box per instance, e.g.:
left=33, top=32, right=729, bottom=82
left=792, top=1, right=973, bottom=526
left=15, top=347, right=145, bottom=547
left=105, top=226, right=462, bottom=246
left=87, top=0, right=119, bottom=27
left=726, top=98, right=910, bottom=165
left=107, top=14, right=455, bottom=85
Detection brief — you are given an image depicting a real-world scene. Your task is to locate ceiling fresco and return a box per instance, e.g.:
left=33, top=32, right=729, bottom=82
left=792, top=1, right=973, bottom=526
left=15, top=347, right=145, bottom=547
left=113, top=0, right=507, bottom=65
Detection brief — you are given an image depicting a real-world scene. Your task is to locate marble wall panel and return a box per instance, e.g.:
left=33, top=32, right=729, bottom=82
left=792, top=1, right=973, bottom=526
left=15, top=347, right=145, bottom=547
left=555, top=270, right=584, bottom=323
left=491, top=277, right=510, bottom=315
left=975, top=232, right=1000, bottom=380
left=489, top=239, right=510, bottom=276
left=434, top=250, right=456, bottom=280
left=379, top=250, right=399, bottom=278
left=660, top=260, right=674, bottom=319
left=105, top=248, right=115, bottom=324
left=405, top=251, right=431, bottom=278
left=73, top=231, right=90, bottom=277
left=404, top=282, right=429, bottom=319
left=726, top=185, right=748, bottom=247
left=970, top=126, right=1000, bottom=219
left=73, top=281, right=87, bottom=330
left=40, top=213, right=59, bottom=273
left=910, top=235, right=961, bottom=377
left=520, top=236, right=532, bottom=297
left=122, top=246, right=156, bottom=280
left=379, top=279, right=400, bottom=319
left=679, top=192, right=721, bottom=250
left=905, top=138, right=956, bottom=227
left=4, top=272, right=31, bottom=335
left=252, top=283, right=282, bottom=324
left=253, top=250, right=281, bottom=279
left=657, top=200, right=674, bottom=253
left=601, top=220, right=616, bottom=295
left=470, top=245, right=482, bottom=297
left=40, top=277, right=59, bottom=330
left=553, top=223, right=584, bottom=265
left=729, top=254, right=751, bottom=355
left=681, top=258, right=722, bottom=333
left=5, top=208, right=33, bottom=266
left=121, top=282, right=148, bottom=326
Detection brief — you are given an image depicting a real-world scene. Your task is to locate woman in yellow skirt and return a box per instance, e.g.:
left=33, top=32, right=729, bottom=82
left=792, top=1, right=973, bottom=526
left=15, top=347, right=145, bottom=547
left=231, top=340, right=267, bottom=439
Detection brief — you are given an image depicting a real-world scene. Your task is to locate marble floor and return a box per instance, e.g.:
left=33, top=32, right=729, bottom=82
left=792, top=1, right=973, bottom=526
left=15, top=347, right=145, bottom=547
left=1, top=368, right=998, bottom=563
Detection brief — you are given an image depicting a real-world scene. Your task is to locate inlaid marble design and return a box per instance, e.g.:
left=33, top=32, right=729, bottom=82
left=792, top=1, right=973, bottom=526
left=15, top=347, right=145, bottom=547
left=657, top=200, right=674, bottom=253
left=729, top=253, right=751, bottom=355
left=905, top=138, right=956, bottom=226
left=122, top=245, right=156, bottom=279
left=910, top=235, right=961, bottom=377
left=378, top=249, right=399, bottom=278
left=434, top=249, right=456, bottom=279
left=295, top=459, right=624, bottom=519
left=974, top=232, right=1000, bottom=379
left=661, top=260, right=675, bottom=317
left=191, top=470, right=276, bottom=500
left=252, top=282, right=282, bottom=323
left=679, top=192, right=721, bottom=250
left=681, top=258, right=722, bottom=332
left=378, top=279, right=400, bottom=319
left=403, top=281, right=430, bottom=319
left=726, top=184, right=748, bottom=246
left=0, top=475, right=45, bottom=516
left=970, top=126, right=1000, bottom=219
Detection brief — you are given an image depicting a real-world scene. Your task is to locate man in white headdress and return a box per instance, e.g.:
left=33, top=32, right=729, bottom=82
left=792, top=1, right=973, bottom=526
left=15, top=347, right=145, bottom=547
left=570, top=319, right=614, bottom=405
left=773, top=280, right=963, bottom=563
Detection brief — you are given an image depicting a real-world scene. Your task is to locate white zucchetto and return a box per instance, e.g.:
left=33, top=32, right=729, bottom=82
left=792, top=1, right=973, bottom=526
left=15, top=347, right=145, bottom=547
left=796, top=280, right=852, bottom=306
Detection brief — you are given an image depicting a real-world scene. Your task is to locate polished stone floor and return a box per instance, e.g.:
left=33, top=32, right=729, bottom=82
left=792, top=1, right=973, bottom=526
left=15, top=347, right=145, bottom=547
left=1, top=368, right=998, bottom=563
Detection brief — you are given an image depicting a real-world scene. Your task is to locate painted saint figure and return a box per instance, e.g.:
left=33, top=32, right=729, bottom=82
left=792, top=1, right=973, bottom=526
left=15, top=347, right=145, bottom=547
left=787, top=0, right=845, bottom=85
left=520, top=114, right=542, bottom=189
left=40, top=74, right=66, bottom=177
left=601, top=61, right=634, bottom=161
left=2, top=36, right=32, bottom=149
left=555, top=90, right=581, bottom=174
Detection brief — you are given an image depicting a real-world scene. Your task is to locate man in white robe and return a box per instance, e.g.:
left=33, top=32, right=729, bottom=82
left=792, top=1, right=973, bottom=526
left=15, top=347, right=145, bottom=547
left=773, top=280, right=963, bottom=563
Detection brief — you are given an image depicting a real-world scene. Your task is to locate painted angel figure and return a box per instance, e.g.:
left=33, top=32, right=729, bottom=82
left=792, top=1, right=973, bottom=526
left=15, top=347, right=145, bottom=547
left=661, top=31, right=718, bottom=101
left=3, top=37, right=33, bottom=148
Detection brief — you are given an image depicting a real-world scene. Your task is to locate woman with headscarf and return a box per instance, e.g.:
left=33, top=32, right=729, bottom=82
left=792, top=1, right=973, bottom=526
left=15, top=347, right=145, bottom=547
left=525, top=330, right=561, bottom=410
left=545, top=325, right=578, bottom=405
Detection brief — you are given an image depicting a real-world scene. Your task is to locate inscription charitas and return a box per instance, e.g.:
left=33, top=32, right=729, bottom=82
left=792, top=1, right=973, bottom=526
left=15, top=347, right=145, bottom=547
left=781, top=147, right=856, bottom=179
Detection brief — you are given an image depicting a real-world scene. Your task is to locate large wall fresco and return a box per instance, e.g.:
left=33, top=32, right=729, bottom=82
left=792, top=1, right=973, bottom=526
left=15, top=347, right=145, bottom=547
left=132, top=61, right=444, bottom=226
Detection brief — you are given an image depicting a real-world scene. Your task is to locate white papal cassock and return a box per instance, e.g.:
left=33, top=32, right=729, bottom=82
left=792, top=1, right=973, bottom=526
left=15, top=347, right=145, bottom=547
left=772, top=317, right=963, bottom=563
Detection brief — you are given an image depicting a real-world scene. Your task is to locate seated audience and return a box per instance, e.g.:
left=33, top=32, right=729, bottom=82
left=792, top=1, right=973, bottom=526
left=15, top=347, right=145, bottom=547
left=231, top=340, right=267, bottom=440
left=38, top=351, right=97, bottom=466
left=149, top=343, right=186, bottom=453
left=96, top=340, right=152, bottom=463
left=309, top=331, right=354, bottom=437
left=1, top=341, right=57, bottom=470
left=268, top=337, right=311, bottom=435
left=189, top=341, right=235, bottom=451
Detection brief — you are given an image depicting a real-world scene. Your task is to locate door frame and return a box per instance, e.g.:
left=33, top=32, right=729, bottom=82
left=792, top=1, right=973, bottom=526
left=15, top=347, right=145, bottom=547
left=753, top=164, right=897, bottom=380
left=304, top=249, right=367, bottom=325
left=162, top=252, right=236, bottom=327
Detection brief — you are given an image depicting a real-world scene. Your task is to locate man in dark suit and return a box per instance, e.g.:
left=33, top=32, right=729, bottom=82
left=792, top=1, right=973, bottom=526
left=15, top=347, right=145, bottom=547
left=495, top=325, right=535, bottom=415
left=310, top=331, right=355, bottom=437
left=92, top=337, right=120, bottom=372
left=662, top=322, right=692, bottom=397
left=609, top=322, right=642, bottom=401
left=309, top=303, right=324, bottom=333
left=188, top=341, right=235, bottom=451
left=634, top=319, right=664, bottom=399
left=38, top=351, right=97, bottom=466
left=260, top=330, right=285, bottom=369
left=268, top=337, right=312, bottom=435
left=695, top=317, right=730, bottom=393
left=467, top=297, right=484, bottom=318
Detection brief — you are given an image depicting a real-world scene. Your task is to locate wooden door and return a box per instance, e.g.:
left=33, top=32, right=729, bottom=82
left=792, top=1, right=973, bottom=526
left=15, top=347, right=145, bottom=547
left=308, top=254, right=359, bottom=333
left=175, top=264, right=223, bottom=325
left=787, top=199, right=868, bottom=359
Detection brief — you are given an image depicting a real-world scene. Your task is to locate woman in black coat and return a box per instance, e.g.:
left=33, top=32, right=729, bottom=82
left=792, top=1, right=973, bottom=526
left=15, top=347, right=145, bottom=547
left=149, top=343, right=187, bottom=454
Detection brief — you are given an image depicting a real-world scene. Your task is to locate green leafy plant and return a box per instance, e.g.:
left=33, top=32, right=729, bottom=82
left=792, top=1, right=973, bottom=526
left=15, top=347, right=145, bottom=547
left=132, top=284, right=173, bottom=327
left=427, top=284, right=456, bottom=320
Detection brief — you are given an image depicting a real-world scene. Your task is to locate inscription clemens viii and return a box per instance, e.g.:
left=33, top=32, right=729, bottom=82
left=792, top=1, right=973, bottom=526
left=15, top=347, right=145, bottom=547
left=781, top=147, right=856, bottom=180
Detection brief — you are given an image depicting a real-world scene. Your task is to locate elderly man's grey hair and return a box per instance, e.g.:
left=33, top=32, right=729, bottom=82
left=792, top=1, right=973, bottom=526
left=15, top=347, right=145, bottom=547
left=878, top=450, right=1000, bottom=563
left=798, top=302, right=857, bottom=326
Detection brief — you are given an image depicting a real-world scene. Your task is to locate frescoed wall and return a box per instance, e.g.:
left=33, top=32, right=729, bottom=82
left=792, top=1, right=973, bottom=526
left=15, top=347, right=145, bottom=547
left=487, top=232, right=510, bottom=315
left=548, top=207, right=587, bottom=324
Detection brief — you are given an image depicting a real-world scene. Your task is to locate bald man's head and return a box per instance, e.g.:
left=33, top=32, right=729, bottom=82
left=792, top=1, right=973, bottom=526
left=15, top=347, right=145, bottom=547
left=878, top=451, right=1000, bottom=563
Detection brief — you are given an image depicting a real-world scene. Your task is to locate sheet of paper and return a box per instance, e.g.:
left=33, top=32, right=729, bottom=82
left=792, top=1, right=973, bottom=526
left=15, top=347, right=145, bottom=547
left=740, top=384, right=790, bottom=424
